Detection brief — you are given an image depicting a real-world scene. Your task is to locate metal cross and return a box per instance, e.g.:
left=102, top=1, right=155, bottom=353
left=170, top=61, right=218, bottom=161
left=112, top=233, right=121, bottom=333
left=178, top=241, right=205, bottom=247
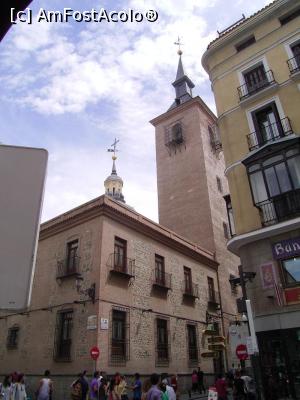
left=174, top=36, right=183, bottom=52
left=107, top=138, right=119, bottom=157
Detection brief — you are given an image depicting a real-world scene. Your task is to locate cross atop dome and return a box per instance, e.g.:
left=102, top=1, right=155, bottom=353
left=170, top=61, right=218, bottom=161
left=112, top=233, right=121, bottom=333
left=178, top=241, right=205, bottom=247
left=104, top=138, right=125, bottom=203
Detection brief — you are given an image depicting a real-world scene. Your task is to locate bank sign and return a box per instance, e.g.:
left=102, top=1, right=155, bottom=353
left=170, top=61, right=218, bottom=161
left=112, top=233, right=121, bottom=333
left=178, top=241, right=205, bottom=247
left=272, top=237, right=300, bottom=260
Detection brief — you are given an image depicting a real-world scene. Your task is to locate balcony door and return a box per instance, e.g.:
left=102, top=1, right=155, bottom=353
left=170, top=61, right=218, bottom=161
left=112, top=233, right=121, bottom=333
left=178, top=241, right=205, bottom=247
left=114, top=237, right=127, bottom=272
left=252, top=103, right=282, bottom=145
left=291, top=41, right=300, bottom=67
left=244, top=64, right=267, bottom=93
left=155, top=255, right=165, bottom=286
left=184, top=267, right=192, bottom=294
left=66, top=240, right=78, bottom=273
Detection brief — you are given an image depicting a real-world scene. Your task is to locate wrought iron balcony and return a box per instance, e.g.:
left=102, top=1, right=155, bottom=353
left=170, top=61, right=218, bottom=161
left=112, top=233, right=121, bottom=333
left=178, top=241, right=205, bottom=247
left=287, top=55, right=300, bottom=75
left=56, top=256, right=81, bottom=279
left=208, top=290, right=220, bottom=307
left=238, top=70, right=276, bottom=101
left=182, top=282, right=199, bottom=299
left=108, top=253, right=135, bottom=278
left=256, top=189, right=300, bottom=226
left=152, top=269, right=172, bottom=290
left=247, top=117, right=293, bottom=151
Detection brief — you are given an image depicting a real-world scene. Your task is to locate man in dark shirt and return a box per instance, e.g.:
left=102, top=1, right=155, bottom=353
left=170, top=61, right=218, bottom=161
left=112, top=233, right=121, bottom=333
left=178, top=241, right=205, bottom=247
left=197, top=367, right=205, bottom=394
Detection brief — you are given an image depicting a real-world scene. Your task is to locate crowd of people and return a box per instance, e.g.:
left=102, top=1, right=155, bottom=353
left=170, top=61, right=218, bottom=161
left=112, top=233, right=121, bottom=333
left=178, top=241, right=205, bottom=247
left=215, top=367, right=256, bottom=400
left=0, top=370, right=178, bottom=400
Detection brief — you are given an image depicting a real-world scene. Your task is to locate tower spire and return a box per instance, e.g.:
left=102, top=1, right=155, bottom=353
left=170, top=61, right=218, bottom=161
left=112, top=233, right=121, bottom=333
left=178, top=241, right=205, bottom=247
left=104, top=138, right=125, bottom=203
left=169, top=37, right=195, bottom=110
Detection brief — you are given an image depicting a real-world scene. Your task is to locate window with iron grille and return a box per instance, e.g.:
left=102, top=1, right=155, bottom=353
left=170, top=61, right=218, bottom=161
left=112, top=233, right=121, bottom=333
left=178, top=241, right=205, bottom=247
left=54, top=310, right=73, bottom=361
left=155, top=254, right=165, bottom=286
left=111, top=309, right=128, bottom=363
left=66, top=240, right=78, bottom=273
left=207, top=277, right=216, bottom=302
left=7, top=326, right=19, bottom=349
left=156, top=318, right=169, bottom=363
left=184, top=266, right=192, bottom=294
left=114, top=237, right=127, bottom=272
left=187, top=324, right=198, bottom=363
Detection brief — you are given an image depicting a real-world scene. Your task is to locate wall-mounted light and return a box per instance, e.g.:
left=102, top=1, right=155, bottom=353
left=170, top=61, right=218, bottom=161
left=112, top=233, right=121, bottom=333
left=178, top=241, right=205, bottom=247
left=75, top=276, right=96, bottom=304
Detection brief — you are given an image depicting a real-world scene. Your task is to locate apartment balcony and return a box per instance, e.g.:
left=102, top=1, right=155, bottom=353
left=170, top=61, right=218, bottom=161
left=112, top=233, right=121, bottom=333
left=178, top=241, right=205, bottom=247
left=256, top=189, right=300, bottom=226
left=287, top=56, right=300, bottom=78
left=208, top=290, right=220, bottom=308
left=247, top=117, right=293, bottom=151
left=152, top=270, right=172, bottom=291
left=182, top=282, right=199, bottom=299
left=238, top=70, right=276, bottom=102
left=56, top=256, right=81, bottom=279
left=108, top=253, right=135, bottom=278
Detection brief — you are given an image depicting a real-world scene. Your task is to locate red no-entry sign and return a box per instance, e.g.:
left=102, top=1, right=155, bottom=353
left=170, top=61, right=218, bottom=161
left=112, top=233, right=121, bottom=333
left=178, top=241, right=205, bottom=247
left=236, top=344, right=248, bottom=360
left=90, top=346, right=100, bottom=360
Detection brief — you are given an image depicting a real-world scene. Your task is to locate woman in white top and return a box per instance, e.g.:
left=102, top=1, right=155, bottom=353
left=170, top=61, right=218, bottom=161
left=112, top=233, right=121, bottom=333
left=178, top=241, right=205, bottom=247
left=37, top=370, right=53, bottom=400
left=11, top=374, right=27, bottom=400
left=1, top=375, right=13, bottom=400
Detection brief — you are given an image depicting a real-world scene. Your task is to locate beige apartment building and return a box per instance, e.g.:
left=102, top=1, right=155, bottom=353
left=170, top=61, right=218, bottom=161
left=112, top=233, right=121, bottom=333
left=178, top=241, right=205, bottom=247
left=202, top=0, right=300, bottom=398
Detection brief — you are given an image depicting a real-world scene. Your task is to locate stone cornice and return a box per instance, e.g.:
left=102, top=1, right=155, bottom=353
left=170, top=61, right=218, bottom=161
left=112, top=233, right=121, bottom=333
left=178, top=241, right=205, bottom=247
left=40, top=195, right=218, bottom=270
left=149, top=96, right=217, bottom=126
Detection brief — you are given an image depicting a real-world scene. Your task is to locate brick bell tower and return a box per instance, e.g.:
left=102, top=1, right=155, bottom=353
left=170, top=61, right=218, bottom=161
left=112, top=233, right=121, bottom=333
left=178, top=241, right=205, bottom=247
left=150, top=48, right=220, bottom=253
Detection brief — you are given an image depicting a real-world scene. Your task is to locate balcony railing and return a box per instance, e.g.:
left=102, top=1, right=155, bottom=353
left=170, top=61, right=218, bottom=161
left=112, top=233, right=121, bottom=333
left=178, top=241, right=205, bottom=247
left=152, top=269, right=172, bottom=290
left=182, top=282, right=199, bottom=299
left=256, top=189, right=300, bottom=226
left=287, top=55, right=300, bottom=75
left=238, top=70, right=276, bottom=100
left=247, top=117, right=293, bottom=151
left=208, top=290, right=220, bottom=306
left=155, top=345, right=170, bottom=366
left=56, top=256, right=80, bottom=278
left=108, top=253, right=135, bottom=278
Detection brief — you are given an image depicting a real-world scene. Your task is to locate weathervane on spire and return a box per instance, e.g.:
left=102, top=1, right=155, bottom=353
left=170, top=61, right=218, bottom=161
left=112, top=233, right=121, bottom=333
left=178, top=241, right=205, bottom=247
left=107, top=138, right=119, bottom=160
left=174, top=36, right=183, bottom=55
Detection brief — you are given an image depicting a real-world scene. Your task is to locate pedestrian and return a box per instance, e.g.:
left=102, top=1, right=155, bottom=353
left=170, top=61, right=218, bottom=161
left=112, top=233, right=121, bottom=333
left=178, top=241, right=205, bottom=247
left=98, top=377, right=108, bottom=400
left=215, top=373, right=227, bottom=400
left=79, top=372, right=89, bottom=400
left=146, top=373, right=161, bottom=400
left=191, top=370, right=198, bottom=393
left=141, top=379, right=152, bottom=400
left=107, top=378, right=119, bottom=400
left=159, top=383, right=169, bottom=400
left=11, top=373, right=27, bottom=400
left=1, top=375, right=12, bottom=400
left=240, top=371, right=255, bottom=400
left=36, top=370, right=53, bottom=400
left=170, top=375, right=178, bottom=394
left=233, top=372, right=245, bottom=400
left=132, top=373, right=142, bottom=400
left=116, top=375, right=128, bottom=400
left=165, top=382, right=176, bottom=400
left=197, top=367, right=205, bottom=394
left=90, top=371, right=100, bottom=400
left=71, top=377, right=82, bottom=400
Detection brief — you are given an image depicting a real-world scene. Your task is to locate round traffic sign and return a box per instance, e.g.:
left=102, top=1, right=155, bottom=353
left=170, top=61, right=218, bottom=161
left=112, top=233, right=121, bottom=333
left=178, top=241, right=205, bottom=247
left=90, top=346, right=100, bottom=360
left=236, top=344, right=248, bottom=360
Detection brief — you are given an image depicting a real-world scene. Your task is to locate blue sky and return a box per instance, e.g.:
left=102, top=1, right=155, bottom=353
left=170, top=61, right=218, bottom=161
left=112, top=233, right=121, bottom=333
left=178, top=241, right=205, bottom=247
left=0, top=0, right=270, bottom=222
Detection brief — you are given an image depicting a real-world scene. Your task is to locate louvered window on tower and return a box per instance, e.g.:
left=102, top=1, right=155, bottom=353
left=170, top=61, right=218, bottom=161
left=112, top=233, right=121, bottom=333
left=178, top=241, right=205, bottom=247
left=208, top=125, right=222, bottom=151
left=165, top=122, right=184, bottom=147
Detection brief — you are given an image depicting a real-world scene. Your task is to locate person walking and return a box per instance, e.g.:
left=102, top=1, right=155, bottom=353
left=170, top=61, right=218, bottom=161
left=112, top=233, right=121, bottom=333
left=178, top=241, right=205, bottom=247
left=11, top=374, right=27, bottom=400
left=116, top=375, right=128, bottom=400
left=233, top=372, right=245, bottom=400
left=78, top=372, right=89, bottom=400
left=36, top=370, right=53, bottom=400
left=141, top=379, right=152, bottom=400
left=1, top=375, right=12, bottom=400
left=71, top=376, right=83, bottom=400
left=107, top=378, right=119, bottom=400
left=165, top=382, right=176, bottom=400
left=132, top=373, right=142, bottom=400
left=197, top=367, right=205, bottom=394
left=191, top=370, right=198, bottom=393
left=215, top=373, right=227, bottom=400
left=159, top=383, right=169, bottom=400
left=98, top=377, right=108, bottom=400
left=146, top=374, right=161, bottom=400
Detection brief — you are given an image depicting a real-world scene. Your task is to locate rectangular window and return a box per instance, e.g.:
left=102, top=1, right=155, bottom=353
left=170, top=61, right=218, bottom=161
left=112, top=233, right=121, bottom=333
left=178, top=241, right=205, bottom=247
left=208, top=277, right=216, bottom=302
left=236, top=35, right=256, bottom=52
left=224, top=194, right=236, bottom=236
left=279, top=8, right=300, bottom=25
left=187, top=324, right=198, bottom=362
left=184, top=267, right=192, bottom=294
left=216, top=176, right=223, bottom=193
left=7, top=326, right=19, bottom=349
left=281, top=256, right=300, bottom=286
left=66, top=240, right=79, bottom=273
left=114, top=237, right=127, bottom=272
left=55, top=310, right=73, bottom=360
left=111, top=309, right=127, bottom=362
left=155, top=254, right=165, bottom=285
left=156, top=318, right=169, bottom=362
left=223, top=222, right=229, bottom=240
left=244, top=64, right=267, bottom=92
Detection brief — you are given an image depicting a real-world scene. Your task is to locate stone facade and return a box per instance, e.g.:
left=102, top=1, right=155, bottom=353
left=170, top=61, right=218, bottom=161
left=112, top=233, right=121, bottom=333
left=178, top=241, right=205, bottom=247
left=0, top=196, right=220, bottom=399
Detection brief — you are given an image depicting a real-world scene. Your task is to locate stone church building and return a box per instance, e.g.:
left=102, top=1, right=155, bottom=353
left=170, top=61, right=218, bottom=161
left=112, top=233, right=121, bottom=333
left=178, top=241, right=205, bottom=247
left=0, top=52, right=240, bottom=398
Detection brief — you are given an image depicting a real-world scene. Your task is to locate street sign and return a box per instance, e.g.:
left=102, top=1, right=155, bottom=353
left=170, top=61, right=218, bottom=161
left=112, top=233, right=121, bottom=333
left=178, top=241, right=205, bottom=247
left=236, top=343, right=248, bottom=360
left=0, top=144, right=48, bottom=310
left=90, top=346, right=100, bottom=360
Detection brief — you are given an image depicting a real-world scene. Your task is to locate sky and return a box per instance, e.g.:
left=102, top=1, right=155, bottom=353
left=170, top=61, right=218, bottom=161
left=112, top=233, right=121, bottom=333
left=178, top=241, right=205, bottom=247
left=0, top=0, right=271, bottom=223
